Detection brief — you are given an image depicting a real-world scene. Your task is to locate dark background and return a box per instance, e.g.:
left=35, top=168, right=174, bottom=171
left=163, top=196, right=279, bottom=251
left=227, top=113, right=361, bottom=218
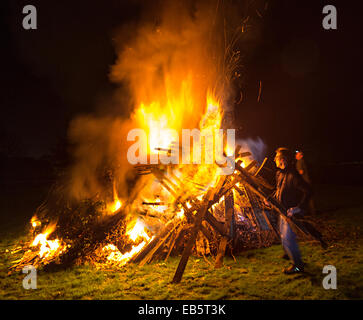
left=0, top=0, right=362, bottom=186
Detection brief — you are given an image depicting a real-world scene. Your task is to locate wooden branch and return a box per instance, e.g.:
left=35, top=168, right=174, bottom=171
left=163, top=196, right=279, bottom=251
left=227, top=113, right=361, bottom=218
left=139, top=222, right=180, bottom=266
left=204, top=210, right=227, bottom=236
left=164, top=224, right=184, bottom=261
left=172, top=189, right=215, bottom=283
left=245, top=160, right=257, bottom=172
left=215, top=190, right=234, bottom=268
left=130, top=220, right=177, bottom=263
left=254, top=157, right=267, bottom=176
left=234, top=160, right=326, bottom=245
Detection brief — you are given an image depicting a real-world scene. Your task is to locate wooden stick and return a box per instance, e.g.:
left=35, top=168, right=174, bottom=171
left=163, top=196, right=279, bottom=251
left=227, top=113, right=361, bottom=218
left=245, top=160, right=257, bottom=172
left=139, top=222, right=180, bottom=266
left=260, top=208, right=280, bottom=241
left=234, top=161, right=323, bottom=243
left=215, top=190, right=234, bottom=268
left=130, top=220, right=176, bottom=263
left=204, top=210, right=227, bottom=236
left=164, top=224, right=183, bottom=261
left=172, top=189, right=215, bottom=283
left=254, top=157, right=267, bottom=177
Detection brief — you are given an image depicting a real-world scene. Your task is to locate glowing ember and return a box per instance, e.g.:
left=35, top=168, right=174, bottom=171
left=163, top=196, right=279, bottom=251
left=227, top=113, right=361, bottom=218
left=176, top=208, right=185, bottom=220
left=103, top=242, right=147, bottom=267
left=102, top=219, right=154, bottom=266
left=109, top=198, right=122, bottom=213
left=31, top=223, right=66, bottom=259
left=107, top=181, right=123, bottom=213
left=30, top=216, right=41, bottom=228
left=126, top=219, right=150, bottom=242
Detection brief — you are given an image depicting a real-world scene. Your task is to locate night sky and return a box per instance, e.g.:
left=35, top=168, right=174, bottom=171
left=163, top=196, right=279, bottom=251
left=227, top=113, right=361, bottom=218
left=1, top=0, right=361, bottom=163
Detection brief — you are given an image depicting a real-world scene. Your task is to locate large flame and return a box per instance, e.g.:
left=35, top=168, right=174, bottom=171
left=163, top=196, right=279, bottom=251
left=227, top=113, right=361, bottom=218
left=103, top=219, right=153, bottom=266
left=126, top=219, right=151, bottom=242
left=31, top=222, right=67, bottom=259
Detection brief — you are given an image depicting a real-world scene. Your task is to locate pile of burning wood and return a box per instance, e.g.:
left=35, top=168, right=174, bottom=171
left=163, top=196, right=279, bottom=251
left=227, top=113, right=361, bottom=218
left=9, top=90, right=327, bottom=284
left=9, top=147, right=325, bottom=282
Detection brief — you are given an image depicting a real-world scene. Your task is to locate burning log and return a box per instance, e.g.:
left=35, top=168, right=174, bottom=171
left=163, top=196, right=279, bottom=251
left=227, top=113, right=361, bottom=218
left=172, top=188, right=216, bottom=283
left=10, top=141, right=325, bottom=281
left=164, top=224, right=184, bottom=261
left=254, top=157, right=267, bottom=177
left=244, top=160, right=257, bottom=172
left=130, top=219, right=178, bottom=264
left=215, top=190, right=234, bottom=268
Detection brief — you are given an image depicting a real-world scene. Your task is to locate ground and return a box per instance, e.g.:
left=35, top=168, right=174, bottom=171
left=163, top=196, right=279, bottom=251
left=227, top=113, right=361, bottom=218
left=0, top=183, right=362, bottom=300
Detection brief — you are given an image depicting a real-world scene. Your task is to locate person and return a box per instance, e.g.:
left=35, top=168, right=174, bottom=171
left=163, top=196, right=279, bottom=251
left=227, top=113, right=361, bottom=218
left=270, top=147, right=312, bottom=274
left=295, top=150, right=316, bottom=214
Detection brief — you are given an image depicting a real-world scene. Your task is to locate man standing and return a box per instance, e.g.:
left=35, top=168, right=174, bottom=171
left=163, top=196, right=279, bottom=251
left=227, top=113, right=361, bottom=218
left=271, top=147, right=312, bottom=274
left=295, top=150, right=316, bottom=214
left=295, top=151, right=310, bottom=183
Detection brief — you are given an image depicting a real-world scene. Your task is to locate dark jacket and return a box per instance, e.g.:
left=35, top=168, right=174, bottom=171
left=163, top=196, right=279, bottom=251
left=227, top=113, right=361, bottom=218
left=273, top=166, right=312, bottom=211
left=296, top=158, right=311, bottom=184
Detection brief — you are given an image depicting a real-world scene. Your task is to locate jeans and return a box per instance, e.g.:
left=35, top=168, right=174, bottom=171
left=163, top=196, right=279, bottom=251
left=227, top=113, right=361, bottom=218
left=279, top=216, right=303, bottom=267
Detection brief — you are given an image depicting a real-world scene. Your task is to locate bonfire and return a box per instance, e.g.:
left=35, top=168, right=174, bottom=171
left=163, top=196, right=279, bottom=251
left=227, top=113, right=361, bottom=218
left=8, top=1, right=325, bottom=283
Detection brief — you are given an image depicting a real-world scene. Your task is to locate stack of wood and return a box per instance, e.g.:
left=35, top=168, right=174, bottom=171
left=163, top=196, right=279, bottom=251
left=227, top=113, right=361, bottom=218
left=129, top=147, right=326, bottom=283
left=9, top=147, right=326, bottom=281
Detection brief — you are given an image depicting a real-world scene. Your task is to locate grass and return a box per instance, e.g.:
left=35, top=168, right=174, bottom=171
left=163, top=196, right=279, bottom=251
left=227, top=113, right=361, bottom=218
left=0, top=183, right=362, bottom=300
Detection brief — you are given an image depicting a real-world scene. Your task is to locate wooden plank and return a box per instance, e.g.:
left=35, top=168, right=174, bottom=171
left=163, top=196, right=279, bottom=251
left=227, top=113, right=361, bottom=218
left=164, top=224, right=183, bottom=261
left=234, top=161, right=326, bottom=246
left=214, top=238, right=229, bottom=268
left=139, top=222, right=180, bottom=266
left=236, top=151, right=252, bottom=158
left=215, top=190, right=234, bottom=268
left=245, top=160, right=257, bottom=172
left=172, top=189, right=215, bottom=283
left=260, top=209, right=280, bottom=241
left=204, top=210, right=227, bottom=236
left=130, top=220, right=176, bottom=263
left=254, top=157, right=267, bottom=176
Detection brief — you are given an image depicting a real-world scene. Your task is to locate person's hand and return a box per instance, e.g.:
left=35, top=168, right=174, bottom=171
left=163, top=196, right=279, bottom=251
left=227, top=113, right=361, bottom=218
left=287, top=207, right=301, bottom=217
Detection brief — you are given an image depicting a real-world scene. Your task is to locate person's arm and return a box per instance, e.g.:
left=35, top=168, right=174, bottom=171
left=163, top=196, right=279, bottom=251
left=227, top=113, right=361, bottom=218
left=264, top=171, right=279, bottom=207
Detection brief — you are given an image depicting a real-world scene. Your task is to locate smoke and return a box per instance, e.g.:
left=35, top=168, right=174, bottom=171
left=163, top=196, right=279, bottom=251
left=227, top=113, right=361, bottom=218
left=110, top=0, right=245, bottom=115
left=236, top=137, right=267, bottom=163
left=65, top=0, right=247, bottom=201
left=66, top=115, right=136, bottom=200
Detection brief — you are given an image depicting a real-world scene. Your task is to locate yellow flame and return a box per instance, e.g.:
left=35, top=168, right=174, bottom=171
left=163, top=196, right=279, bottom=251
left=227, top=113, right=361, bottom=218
left=31, top=223, right=65, bottom=259
left=102, top=219, right=154, bottom=266
left=30, top=216, right=41, bottom=228
left=126, top=219, right=150, bottom=242
left=176, top=208, right=185, bottom=220
left=103, top=242, right=147, bottom=267
left=107, top=181, right=123, bottom=213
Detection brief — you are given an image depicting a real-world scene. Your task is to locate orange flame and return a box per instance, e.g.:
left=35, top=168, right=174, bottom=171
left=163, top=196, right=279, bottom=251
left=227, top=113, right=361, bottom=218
left=31, top=222, right=66, bottom=259
left=102, top=219, right=153, bottom=266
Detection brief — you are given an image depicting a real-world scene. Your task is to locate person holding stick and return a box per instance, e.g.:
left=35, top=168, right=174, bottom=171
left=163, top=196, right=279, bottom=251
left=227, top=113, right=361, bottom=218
left=269, top=147, right=312, bottom=274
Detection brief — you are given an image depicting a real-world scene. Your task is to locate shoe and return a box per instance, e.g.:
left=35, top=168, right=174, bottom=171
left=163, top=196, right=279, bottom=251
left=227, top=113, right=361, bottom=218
left=280, top=253, right=289, bottom=260
left=283, top=264, right=304, bottom=275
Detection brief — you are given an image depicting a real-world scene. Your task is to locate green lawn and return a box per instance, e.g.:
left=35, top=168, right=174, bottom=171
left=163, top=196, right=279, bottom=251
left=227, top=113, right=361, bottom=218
left=0, top=184, right=362, bottom=300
